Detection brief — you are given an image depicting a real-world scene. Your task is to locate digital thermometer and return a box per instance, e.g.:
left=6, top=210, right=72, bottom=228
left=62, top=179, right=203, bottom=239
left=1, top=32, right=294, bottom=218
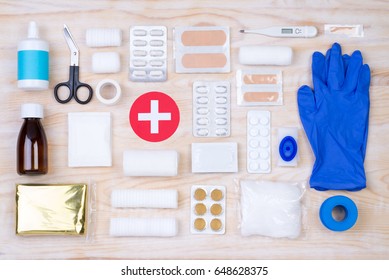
left=240, top=26, right=318, bottom=38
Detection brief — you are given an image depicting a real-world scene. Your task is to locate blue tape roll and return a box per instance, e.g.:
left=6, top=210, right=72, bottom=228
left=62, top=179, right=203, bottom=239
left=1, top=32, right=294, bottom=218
left=319, top=195, right=358, bottom=232
left=279, top=136, right=297, bottom=162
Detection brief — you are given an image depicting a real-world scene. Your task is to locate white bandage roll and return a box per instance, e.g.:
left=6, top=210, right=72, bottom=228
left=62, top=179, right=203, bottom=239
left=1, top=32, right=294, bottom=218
left=123, top=150, right=178, bottom=177
left=86, top=28, right=122, bottom=47
left=92, top=52, right=121, bottom=73
left=111, top=189, right=178, bottom=209
left=110, top=217, right=178, bottom=237
left=239, top=46, right=293, bottom=66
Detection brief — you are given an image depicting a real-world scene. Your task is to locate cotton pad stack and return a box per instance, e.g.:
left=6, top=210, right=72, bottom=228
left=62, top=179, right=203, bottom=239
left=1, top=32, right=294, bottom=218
left=240, top=180, right=303, bottom=239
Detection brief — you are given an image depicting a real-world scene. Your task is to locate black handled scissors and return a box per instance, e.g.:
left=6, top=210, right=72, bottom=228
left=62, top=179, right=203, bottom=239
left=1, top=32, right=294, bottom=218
left=54, top=24, right=93, bottom=105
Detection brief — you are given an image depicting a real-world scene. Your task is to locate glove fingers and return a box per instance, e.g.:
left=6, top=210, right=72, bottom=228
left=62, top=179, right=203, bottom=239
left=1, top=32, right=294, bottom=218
left=312, top=52, right=326, bottom=89
left=297, top=85, right=316, bottom=113
left=356, top=64, right=371, bottom=96
left=328, top=43, right=345, bottom=90
left=343, top=50, right=363, bottom=92
left=343, top=54, right=351, bottom=71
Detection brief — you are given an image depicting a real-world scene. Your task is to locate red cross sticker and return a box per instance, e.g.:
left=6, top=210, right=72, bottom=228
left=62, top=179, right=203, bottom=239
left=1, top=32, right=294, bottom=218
left=129, top=91, right=180, bottom=142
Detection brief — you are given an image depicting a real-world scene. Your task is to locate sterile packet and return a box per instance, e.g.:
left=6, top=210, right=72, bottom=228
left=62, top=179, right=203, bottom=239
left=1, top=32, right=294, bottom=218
left=238, top=179, right=306, bottom=239
left=16, top=180, right=97, bottom=242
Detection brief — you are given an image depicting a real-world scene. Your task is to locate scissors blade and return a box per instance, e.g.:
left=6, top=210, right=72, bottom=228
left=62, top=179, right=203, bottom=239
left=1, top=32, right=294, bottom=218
left=63, top=24, right=79, bottom=66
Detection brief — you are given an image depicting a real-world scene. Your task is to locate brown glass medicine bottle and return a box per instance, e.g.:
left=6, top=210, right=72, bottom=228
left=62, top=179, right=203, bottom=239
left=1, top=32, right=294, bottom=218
left=17, top=103, right=48, bottom=175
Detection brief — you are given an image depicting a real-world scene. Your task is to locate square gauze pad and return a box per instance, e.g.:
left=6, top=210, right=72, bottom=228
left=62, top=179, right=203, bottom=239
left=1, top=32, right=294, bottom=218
left=68, top=112, right=112, bottom=167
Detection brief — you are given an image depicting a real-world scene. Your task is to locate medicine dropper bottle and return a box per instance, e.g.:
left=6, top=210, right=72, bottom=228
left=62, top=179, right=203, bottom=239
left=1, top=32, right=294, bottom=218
left=17, top=103, right=48, bottom=175
left=17, top=21, right=49, bottom=90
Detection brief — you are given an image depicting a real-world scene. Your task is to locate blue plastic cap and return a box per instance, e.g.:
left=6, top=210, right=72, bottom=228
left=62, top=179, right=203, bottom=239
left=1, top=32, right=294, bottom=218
left=279, top=136, right=297, bottom=162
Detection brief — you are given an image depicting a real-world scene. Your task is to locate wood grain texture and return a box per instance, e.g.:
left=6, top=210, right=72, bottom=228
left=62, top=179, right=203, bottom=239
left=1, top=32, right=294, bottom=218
left=0, top=0, right=388, bottom=260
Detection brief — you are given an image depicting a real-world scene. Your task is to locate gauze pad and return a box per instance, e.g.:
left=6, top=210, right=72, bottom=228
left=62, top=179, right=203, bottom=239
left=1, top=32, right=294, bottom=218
left=68, top=112, right=112, bottom=167
left=240, top=180, right=303, bottom=239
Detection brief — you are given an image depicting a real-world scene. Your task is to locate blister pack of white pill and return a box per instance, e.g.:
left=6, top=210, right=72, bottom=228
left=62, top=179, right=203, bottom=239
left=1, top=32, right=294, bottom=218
left=247, top=111, right=271, bottom=173
left=190, top=185, right=226, bottom=235
left=192, top=81, right=230, bottom=137
left=129, top=26, right=167, bottom=82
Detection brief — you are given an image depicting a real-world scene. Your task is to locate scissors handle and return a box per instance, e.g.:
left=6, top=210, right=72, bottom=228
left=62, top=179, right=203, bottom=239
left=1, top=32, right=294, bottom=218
left=54, top=66, right=93, bottom=105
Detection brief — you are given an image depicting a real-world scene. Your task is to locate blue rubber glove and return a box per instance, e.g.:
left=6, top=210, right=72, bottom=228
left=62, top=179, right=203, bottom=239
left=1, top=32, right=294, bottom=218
left=298, top=43, right=370, bottom=191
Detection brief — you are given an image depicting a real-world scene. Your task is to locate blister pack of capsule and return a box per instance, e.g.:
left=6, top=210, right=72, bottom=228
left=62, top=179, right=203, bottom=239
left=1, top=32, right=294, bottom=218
left=192, top=81, right=230, bottom=137
left=247, top=110, right=271, bottom=173
left=129, top=26, right=167, bottom=82
left=190, top=185, right=226, bottom=235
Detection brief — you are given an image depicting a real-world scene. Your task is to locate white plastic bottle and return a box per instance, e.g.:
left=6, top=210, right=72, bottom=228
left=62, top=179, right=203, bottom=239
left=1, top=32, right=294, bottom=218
left=17, top=21, right=49, bottom=90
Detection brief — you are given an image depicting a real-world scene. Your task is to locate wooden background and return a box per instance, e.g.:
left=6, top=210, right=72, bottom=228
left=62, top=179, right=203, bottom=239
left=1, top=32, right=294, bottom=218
left=0, top=0, right=388, bottom=260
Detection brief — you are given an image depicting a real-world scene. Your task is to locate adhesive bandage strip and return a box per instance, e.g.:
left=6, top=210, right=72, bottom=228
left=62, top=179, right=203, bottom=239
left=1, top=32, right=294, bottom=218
left=123, top=150, right=178, bottom=176
left=278, top=127, right=298, bottom=167
left=324, top=24, right=364, bottom=37
left=95, top=79, right=121, bottom=105
left=129, top=26, right=167, bottom=82
left=92, top=52, right=121, bottom=73
left=109, top=217, right=178, bottom=237
left=111, top=189, right=178, bottom=209
left=86, top=28, right=122, bottom=47
left=192, top=142, right=238, bottom=173
left=239, top=46, right=293, bottom=66
left=237, top=69, right=283, bottom=106
left=191, top=185, right=226, bottom=235
left=247, top=111, right=271, bottom=173
left=174, top=26, right=230, bottom=73
left=192, top=81, right=230, bottom=137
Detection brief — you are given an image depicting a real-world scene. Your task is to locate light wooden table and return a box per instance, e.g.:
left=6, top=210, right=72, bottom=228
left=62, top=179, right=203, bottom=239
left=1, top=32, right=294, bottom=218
left=0, top=0, right=388, bottom=260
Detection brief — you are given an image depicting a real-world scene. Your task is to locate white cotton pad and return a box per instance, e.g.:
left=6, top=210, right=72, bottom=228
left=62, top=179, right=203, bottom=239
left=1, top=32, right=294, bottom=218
left=123, top=150, right=178, bottom=176
left=239, top=46, right=293, bottom=66
left=68, top=112, right=112, bottom=167
left=111, top=189, right=178, bottom=209
left=240, top=180, right=302, bottom=239
left=92, top=52, right=121, bottom=73
left=109, top=217, right=178, bottom=237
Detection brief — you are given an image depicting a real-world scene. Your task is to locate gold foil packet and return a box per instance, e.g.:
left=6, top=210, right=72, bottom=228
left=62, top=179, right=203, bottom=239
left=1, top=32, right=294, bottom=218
left=16, top=183, right=87, bottom=236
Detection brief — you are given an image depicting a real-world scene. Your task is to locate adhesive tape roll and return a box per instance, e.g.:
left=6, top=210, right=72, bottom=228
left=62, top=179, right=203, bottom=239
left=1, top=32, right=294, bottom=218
left=319, top=195, right=358, bottom=232
left=95, top=79, right=121, bottom=105
left=239, top=46, right=293, bottom=66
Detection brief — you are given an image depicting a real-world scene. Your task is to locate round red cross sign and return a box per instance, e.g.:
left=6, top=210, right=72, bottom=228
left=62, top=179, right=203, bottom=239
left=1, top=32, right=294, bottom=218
left=129, top=91, right=180, bottom=142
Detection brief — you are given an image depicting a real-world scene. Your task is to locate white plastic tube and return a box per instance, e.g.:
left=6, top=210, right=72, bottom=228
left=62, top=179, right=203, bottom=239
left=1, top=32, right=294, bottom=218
left=109, top=217, right=178, bottom=237
left=123, top=150, right=178, bottom=176
left=111, top=189, right=178, bottom=209
left=239, top=46, right=293, bottom=66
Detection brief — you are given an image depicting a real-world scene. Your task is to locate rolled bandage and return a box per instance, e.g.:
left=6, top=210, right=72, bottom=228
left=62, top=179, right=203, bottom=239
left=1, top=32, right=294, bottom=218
left=123, top=150, right=178, bottom=177
left=95, top=79, right=121, bottom=105
left=239, top=46, right=293, bottom=66
left=110, top=217, right=178, bottom=237
left=92, top=52, right=121, bottom=73
left=111, top=189, right=178, bottom=209
left=86, top=28, right=122, bottom=47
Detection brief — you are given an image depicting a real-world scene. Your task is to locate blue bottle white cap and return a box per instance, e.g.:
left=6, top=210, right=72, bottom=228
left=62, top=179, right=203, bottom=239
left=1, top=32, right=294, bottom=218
left=21, top=103, right=44, bottom=119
